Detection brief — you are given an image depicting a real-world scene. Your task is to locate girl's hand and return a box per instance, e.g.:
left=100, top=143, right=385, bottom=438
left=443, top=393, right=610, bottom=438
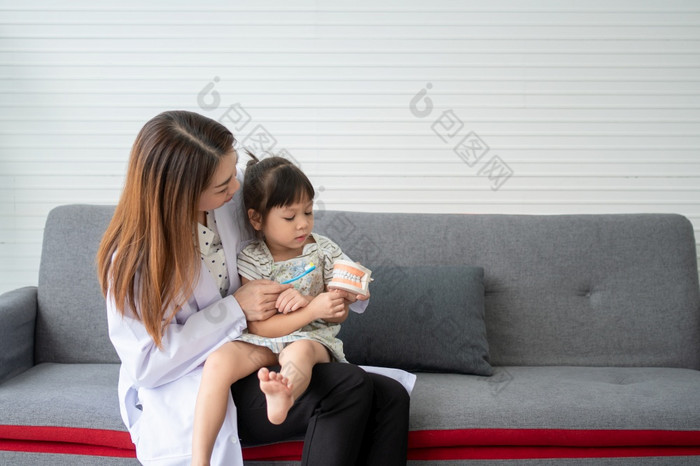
left=276, top=288, right=310, bottom=314
left=326, top=287, right=370, bottom=303
left=307, top=291, right=347, bottom=321
left=234, top=279, right=292, bottom=321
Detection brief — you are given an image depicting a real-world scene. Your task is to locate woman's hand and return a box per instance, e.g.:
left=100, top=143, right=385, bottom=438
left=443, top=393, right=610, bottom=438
left=276, top=288, right=310, bottom=314
left=233, top=279, right=291, bottom=322
left=306, top=291, right=348, bottom=321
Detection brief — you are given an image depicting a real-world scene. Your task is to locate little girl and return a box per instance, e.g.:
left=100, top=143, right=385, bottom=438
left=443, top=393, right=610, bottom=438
left=192, top=155, right=369, bottom=465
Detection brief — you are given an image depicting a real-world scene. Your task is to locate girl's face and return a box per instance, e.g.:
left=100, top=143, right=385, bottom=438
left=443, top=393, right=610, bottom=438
left=198, top=150, right=239, bottom=212
left=253, top=196, right=314, bottom=258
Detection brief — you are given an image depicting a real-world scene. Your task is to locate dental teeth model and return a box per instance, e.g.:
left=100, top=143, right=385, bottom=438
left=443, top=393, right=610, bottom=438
left=328, top=260, right=372, bottom=296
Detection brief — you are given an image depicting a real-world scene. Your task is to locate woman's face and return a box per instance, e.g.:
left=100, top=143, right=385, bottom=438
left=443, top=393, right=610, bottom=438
left=198, top=150, right=240, bottom=212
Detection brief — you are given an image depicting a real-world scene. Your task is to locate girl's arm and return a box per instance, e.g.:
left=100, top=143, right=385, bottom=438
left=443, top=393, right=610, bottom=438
left=247, top=306, right=317, bottom=338
left=241, top=275, right=316, bottom=337
left=316, top=288, right=351, bottom=324
left=320, top=287, right=366, bottom=323
left=318, top=235, right=370, bottom=315
left=319, top=306, right=349, bottom=324
left=246, top=288, right=347, bottom=338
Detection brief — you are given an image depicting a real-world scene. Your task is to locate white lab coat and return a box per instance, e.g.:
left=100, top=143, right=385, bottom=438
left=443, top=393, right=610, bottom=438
left=106, top=170, right=415, bottom=465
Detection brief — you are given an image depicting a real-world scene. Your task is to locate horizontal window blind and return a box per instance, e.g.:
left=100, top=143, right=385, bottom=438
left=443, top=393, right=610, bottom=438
left=1, top=0, right=699, bottom=293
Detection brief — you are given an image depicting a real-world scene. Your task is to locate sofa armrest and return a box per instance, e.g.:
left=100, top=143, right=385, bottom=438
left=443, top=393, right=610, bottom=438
left=0, top=286, right=37, bottom=384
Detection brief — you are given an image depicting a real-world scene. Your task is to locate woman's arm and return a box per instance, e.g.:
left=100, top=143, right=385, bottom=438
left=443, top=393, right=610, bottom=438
left=107, top=279, right=289, bottom=389
left=107, top=291, right=247, bottom=389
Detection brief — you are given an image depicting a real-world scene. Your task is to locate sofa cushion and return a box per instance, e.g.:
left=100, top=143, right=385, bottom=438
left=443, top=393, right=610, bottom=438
left=399, top=366, right=700, bottom=460
left=3, top=365, right=700, bottom=463
left=338, top=265, right=492, bottom=376
left=0, top=452, right=139, bottom=465
left=410, top=366, right=700, bottom=432
left=0, top=363, right=126, bottom=431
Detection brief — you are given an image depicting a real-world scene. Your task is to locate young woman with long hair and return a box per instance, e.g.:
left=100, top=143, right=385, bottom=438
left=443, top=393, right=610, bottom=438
left=97, top=110, right=410, bottom=465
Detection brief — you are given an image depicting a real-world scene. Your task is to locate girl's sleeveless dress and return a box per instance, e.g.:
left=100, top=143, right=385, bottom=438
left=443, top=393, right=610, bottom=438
left=236, top=233, right=346, bottom=362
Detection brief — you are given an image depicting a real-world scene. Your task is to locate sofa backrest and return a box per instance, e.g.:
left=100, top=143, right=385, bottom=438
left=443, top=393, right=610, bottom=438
left=37, top=204, right=119, bottom=364
left=313, top=210, right=700, bottom=370
left=37, top=205, right=700, bottom=369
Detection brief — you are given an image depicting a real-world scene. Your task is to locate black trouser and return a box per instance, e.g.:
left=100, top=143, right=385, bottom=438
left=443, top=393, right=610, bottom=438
left=231, top=362, right=409, bottom=466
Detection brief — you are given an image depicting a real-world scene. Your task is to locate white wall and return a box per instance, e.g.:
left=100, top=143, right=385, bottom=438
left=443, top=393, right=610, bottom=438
left=2, top=0, right=700, bottom=294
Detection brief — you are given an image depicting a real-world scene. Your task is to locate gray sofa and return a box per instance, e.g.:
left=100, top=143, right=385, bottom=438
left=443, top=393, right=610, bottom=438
left=2, top=204, right=700, bottom=465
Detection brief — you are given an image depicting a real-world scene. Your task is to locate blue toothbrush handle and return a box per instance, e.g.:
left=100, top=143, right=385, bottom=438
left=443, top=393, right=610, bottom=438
left=281, top=266, right=316, bottom=284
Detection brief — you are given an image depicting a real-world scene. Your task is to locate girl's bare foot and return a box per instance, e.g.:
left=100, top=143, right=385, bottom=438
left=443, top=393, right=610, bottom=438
left=258, top=367, right=294, bottom=425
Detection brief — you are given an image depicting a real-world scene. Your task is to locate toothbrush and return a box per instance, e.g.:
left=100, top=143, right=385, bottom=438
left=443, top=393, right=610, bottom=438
left=281, top=263, right=316, bottom=284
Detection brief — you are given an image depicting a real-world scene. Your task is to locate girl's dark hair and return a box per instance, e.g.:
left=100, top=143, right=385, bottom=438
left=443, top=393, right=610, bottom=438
left=243, top=154, right=315, bottom=221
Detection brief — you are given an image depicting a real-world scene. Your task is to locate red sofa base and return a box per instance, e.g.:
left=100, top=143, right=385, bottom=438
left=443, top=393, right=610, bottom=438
left=3, top=426, right=700, bottom=461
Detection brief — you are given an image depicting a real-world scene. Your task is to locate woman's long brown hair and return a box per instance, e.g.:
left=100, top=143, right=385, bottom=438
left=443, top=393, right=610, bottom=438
left=97, top=110, right=235, bottom=348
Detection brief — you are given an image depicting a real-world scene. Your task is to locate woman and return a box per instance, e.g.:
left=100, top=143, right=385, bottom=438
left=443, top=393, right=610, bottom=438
left=96, top=110, right=411, bottom=465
